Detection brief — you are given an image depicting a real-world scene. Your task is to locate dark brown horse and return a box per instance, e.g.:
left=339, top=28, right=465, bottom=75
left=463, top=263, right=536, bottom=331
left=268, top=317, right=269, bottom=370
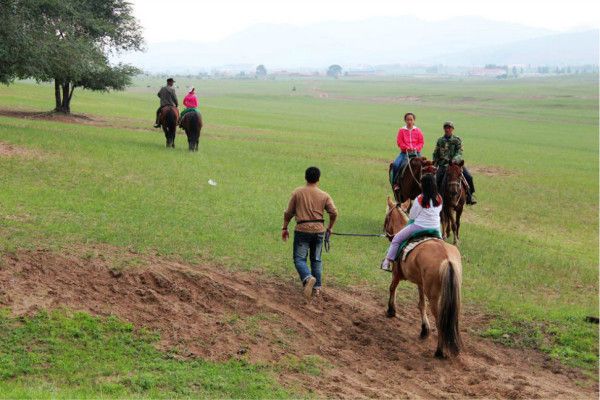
left=441, top=161, right=466, bottom=245
left=160, top=106, right=179, bottom=148
left=390, top=156, right=427, bottom=205
left=384, top=196, right=463, bottom=358
left=181, top=111, right=203, bottom=152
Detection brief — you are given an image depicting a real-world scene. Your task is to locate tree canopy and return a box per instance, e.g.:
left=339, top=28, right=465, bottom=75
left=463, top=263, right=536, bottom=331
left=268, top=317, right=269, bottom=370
left=256, top=64, right=267, bottom=77
left=327, top=64, right=343, bottom=78
left=0, top=0, right=144, bottom=113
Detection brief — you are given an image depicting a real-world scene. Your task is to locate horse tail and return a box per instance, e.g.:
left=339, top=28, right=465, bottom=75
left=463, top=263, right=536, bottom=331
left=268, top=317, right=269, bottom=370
left=438, top=259, right=462, bottom=356
left=188, top=112, right=199, bottom=136
left=166, top=108, right=177, bottom=134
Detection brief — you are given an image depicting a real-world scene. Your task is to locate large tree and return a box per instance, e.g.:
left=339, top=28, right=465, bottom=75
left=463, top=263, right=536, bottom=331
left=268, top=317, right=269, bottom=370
left=327, top=64, right=343, bottom=78
left=0, top=0, right=144, bottom=113
left=255, top=64, right=267, bottom=77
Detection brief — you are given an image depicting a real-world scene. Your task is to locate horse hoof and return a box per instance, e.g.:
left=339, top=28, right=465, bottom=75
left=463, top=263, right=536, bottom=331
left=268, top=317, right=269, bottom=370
left=386, top=307, right=396, bottom=318
left=420, top=324, right=430, bottom=339
left=434, top=349, right=445, bottom=359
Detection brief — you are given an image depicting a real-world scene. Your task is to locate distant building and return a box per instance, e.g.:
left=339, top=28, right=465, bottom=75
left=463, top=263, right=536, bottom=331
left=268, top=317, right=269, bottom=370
left=469, top=68, right=507, bottom=77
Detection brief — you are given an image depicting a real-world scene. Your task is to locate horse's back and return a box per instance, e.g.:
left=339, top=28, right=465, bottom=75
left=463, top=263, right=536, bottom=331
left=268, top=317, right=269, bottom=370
left=183, top=112, right=200, bottom=133
left=402, top=239, right=461, bottom=290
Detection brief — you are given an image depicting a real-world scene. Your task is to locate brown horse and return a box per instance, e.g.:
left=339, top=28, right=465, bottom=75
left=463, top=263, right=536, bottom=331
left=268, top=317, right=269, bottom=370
left=160, top=106, right=179, bottom=148
left=181, top=111, right=203, bottom=152
left=384, top=196, right=463, bottom=358
left=390, top=156, right=427, bottom=205
left=441, top=161, right=466, bottom=245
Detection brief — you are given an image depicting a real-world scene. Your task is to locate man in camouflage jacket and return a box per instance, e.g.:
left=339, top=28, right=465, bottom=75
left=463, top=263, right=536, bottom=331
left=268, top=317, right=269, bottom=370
left=432, top=121, right=477, bottom=205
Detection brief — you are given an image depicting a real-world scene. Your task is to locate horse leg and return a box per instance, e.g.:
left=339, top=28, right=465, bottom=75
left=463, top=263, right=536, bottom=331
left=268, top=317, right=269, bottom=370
left=387, top=263, right=401, bottom=318
left=187, top=133, right=193, bottom=151
left=444, top=209, right=451, bottom=240
left=162, top=126, right=169, bottom=147
left=449, top=210, right=457, bottom=245
left=428, top=294, right=445, bottom=358
left=418, top=285, right=431, bottom=339
left=455, top=206, right=463, bottom=246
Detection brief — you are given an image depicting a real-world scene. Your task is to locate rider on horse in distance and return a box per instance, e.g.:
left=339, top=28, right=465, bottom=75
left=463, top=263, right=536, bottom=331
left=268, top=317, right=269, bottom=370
left=432, top=121, right=477, bottom=205
left=391, top=112, right=424, bottom=191
left=178, top=87, right=199, bottom=128
left=153, top=78, right=178, bottom=128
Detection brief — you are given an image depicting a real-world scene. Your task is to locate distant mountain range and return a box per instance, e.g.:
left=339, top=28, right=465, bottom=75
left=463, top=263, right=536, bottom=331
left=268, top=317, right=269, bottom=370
left=119, top=16, right=599, bottom=72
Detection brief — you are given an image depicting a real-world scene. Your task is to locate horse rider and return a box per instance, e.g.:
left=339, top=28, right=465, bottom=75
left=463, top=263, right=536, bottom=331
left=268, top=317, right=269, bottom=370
left=392, top=112, right=424, bottom=191
left=153, top=78, right=178, bottom=128
left=178, top=87, right=199, bottom=128
left=432, top=121, right=477, bottom=205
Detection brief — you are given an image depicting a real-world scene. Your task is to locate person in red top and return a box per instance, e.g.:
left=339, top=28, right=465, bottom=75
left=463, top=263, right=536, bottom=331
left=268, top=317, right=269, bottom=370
left=178, top=87, right=200, bottom=127
left=392, top=112, right=424, bottom=189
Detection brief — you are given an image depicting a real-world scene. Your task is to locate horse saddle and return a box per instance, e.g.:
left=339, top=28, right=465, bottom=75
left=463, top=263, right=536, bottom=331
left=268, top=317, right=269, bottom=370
left=394, top=229, right=442, bottom=262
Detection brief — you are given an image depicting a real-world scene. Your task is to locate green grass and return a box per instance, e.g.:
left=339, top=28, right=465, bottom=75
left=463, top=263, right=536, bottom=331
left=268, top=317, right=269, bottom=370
left=0, top=75, right=598, bottom=388
left=0, top=309, right=293, bottom=398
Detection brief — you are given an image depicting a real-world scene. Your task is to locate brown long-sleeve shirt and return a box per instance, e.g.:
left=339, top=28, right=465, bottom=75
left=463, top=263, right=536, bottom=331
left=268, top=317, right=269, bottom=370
left=284, top=185, right=337, bottom=233
left=157, top=86, right=178, bottom=107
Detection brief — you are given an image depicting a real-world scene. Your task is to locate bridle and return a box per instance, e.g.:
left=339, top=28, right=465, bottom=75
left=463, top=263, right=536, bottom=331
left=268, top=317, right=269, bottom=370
left=445, top=166, right=464, bottom=206
left=384, top=202, right=408, bottom=239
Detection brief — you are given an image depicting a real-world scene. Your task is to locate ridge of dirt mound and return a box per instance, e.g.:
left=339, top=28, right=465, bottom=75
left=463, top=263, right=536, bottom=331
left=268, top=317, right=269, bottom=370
left=0, top=249, right=596, bottom=399
left=0, top=109, right=100, bottom=124
left=469, top=165, right=516, bottom=177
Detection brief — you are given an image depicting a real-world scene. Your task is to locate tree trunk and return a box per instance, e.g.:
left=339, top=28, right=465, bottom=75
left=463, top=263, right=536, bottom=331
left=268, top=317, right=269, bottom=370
left=53, top=80, right=72, bottom=113
left=60, top=82, right=70, bottom=114
left=54, top=79, right=61, bottom=111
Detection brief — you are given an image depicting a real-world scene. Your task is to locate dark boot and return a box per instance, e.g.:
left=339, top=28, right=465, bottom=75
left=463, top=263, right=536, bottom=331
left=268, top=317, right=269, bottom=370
left=467, top=192, right=477, bottom=205
left=154, top=111, right=161, bottom=128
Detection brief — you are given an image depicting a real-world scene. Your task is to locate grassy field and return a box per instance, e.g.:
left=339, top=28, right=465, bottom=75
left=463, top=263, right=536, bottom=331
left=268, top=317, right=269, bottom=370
left=0, top=74, right=598, bottom=396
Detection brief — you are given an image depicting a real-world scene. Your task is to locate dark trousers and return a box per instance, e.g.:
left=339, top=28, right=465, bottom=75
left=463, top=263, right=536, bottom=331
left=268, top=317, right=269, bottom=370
left=155, top=106, right=163, bottom=125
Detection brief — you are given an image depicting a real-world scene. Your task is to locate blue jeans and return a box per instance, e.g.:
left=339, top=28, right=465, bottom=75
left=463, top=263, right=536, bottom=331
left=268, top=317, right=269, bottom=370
left=293, top=231, right=324, bottom=288
left=392, top=151, right=421, bottom=182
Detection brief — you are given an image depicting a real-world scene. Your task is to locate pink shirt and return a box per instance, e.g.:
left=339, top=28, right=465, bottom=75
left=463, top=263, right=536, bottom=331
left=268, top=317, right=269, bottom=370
left=396, top=125, right=424, bottom=152
left=183, top=93, right=198, bottom=108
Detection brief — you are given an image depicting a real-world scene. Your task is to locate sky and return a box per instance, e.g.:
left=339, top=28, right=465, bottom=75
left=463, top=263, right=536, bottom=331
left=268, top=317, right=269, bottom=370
left=132, top=0, right=599, bottom=43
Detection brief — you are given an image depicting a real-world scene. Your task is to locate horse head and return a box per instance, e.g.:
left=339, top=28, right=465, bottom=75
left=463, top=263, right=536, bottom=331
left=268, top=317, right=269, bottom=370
left=384, top=196, right=409, bottom=240
left=421, top=159, right=437, bottom=177
left=445, top=161, right=465, bottom=206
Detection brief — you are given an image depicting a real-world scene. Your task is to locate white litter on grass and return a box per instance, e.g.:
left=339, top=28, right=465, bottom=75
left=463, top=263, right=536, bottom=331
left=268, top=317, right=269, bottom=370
left=208, top=179, right=217, bottom=186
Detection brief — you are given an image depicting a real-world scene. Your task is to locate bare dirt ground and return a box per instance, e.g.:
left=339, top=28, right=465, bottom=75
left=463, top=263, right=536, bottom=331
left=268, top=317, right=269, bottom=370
left=0, top=141, right=44, bottom=159
left=0, top=249, right=596, bottom=399
left=0, top=109, right=100, bottom=125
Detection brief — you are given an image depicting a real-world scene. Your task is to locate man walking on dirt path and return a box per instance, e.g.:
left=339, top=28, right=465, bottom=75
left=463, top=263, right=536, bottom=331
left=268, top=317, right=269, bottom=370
left=282, top=167, right=337, bottom=300
left=153, top=78, right=178, bottom=128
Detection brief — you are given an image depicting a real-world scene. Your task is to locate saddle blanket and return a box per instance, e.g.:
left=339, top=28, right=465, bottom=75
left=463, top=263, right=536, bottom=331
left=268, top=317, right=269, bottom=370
left=400, top=237, right=441, bottom=262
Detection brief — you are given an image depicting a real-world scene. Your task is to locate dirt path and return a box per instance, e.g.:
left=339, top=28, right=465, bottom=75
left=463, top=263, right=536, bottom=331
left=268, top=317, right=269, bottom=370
left=0, top=249, right=596, bottom=399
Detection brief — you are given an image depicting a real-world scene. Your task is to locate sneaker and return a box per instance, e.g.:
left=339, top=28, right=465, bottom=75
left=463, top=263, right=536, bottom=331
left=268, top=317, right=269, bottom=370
left=380, top=258, right=392, bottom=271
left=153, top=124, right=160, bottom=128
left=303, top=276, right=316, bottom=300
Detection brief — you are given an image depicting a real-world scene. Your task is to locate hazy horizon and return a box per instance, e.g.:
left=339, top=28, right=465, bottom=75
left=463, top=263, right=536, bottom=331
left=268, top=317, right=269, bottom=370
left=131, top=0, right=599, bottom=43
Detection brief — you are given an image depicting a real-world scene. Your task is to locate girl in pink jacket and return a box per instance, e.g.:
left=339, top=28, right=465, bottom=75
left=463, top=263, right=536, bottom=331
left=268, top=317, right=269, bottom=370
left=178, top=88, right=199, bottom=125
left=392, top=113, right=424, bottom=188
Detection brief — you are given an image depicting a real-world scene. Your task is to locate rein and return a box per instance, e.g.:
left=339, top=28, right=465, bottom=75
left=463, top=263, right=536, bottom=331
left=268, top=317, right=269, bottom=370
left=324, top=230, right=387, bottom=253
left=323, top=198, right=410, bottom=253
left=407, top=157, right=422, bottom=189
